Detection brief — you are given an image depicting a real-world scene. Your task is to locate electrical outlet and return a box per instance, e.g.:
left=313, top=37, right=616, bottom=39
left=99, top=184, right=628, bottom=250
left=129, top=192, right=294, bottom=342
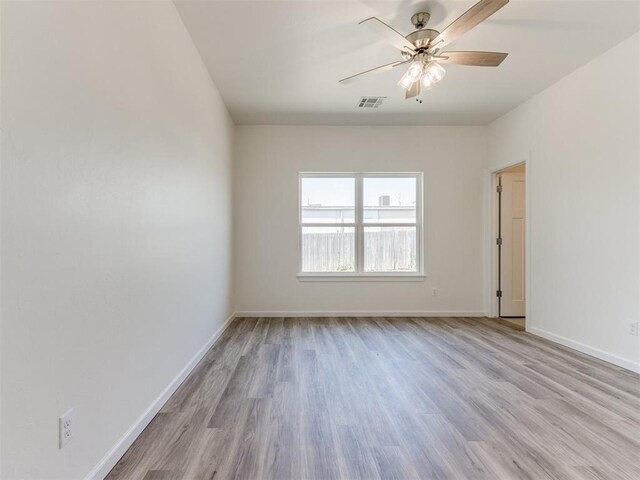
left=432, top=289, right=438, bottom=297
left=59, top=409, right=74, bottom=448
left=630, top=322, right=639, bottom=336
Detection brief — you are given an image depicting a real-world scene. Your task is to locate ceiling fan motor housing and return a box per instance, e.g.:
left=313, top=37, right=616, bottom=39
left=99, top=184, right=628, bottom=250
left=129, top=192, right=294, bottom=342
left=402, top=11, right=439, bottom=59
left=405, top=29, right=440, bottom=51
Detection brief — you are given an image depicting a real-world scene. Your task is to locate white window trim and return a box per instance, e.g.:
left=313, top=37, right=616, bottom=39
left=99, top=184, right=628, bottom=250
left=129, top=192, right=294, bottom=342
left=298, top=172, right=425, bottom=281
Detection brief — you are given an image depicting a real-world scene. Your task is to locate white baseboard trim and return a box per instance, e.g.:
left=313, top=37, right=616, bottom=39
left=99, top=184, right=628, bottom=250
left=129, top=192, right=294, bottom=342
left=86, top=311, right=237, bottom=480
left=528, top=326, right=640, bottom=374
left=235, top=310, right=485, bottom=318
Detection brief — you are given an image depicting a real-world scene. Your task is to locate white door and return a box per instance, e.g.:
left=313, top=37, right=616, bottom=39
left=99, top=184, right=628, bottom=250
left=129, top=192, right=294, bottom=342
left=499, top=172, right=526, bottom=317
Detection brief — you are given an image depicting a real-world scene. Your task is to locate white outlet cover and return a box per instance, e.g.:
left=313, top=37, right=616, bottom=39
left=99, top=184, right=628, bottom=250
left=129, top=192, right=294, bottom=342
left=59, top=409, right=74, bottom=448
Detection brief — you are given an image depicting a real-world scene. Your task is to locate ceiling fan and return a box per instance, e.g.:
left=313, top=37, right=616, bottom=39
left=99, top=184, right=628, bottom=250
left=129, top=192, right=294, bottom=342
left=339, top=0, right=509, bottom=102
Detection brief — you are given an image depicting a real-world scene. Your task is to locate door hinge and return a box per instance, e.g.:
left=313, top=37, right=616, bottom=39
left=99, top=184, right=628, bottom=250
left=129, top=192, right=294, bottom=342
left=497, top=185, right=503, bottom=193
left=496, top=290, right=503, bottom=298
left=496, top=237, right=503, bottom=246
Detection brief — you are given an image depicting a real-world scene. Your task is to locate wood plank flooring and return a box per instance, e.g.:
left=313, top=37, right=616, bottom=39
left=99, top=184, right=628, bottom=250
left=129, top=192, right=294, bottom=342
left=106, top=317, right=640, bottom=480
left=497, top=317, right=526, bottom=331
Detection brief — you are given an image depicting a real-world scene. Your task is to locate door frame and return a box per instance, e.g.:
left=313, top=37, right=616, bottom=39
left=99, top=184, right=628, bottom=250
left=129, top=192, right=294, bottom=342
left=488, top=157, right=531, bottom=324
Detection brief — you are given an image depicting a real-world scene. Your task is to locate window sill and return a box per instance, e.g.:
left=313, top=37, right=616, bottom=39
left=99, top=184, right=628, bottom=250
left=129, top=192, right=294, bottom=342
left=297, top=274, right=426, bottom=282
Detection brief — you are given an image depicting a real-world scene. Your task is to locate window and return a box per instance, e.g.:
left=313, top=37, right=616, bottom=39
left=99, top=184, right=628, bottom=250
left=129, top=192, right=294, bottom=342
left=299, top=173, right=423, bottom=278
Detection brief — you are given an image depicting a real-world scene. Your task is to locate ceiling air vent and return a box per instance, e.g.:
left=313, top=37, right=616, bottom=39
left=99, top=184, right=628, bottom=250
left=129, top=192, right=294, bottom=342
left=358, top=96, right=385, bottom=108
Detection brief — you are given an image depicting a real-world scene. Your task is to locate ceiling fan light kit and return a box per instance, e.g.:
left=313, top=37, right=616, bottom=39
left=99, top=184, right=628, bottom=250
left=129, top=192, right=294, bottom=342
left=397, top=54, right=446, bottom=99
left=339, top=0, right=510, bottom=102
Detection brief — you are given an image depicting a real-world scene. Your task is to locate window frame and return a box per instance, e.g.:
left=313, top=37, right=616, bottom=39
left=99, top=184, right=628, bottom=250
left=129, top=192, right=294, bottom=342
left=298, top=172, right=425, bottom=281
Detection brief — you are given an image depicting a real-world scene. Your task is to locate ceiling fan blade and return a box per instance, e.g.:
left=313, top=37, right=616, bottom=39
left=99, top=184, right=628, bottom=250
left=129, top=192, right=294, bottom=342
left=339, top=60, right=409, bottom=84
left=405, top=81, right=420, bottom=99
left=431, top=0, right=509, bottom=50
left=360, top=17, right=416, bottom=54
left=438, top=51, right=508, bottom=66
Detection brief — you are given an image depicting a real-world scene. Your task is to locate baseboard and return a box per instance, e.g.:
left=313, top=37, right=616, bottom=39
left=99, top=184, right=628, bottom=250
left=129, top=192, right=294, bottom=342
left=85, top=311, right=237, bottom=480
left=528, top=326, right=640, bottom=374
left=235, top=310, right=485, bottom=318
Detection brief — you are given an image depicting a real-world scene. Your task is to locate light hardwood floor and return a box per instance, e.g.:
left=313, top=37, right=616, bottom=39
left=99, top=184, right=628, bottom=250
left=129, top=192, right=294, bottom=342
left=106, top=317, right=640, bottom=480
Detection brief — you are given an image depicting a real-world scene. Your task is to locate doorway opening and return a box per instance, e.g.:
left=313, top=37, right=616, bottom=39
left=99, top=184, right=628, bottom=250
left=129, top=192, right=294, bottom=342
left=493, top=163, right=526, bottom=330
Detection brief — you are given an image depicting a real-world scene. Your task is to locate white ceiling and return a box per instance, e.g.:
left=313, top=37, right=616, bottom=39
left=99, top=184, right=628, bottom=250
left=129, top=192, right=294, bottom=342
left=175, top=0, right=640, bottom=125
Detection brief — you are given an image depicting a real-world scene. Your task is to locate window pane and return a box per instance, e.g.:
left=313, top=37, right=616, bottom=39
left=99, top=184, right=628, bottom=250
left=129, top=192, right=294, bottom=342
left=301, top=177, right=355, bottom=224
left=302, top=226, right=355, bottom=272
left=364, top=226, right=417, bottom=272
left=363, top=177, right=416, bottom=224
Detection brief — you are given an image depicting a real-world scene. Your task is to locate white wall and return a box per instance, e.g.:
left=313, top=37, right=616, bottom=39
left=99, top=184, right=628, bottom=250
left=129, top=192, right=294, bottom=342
left=487, top=32, right=640, bottom=371
left=234, top=125, right=487, bottom=316
left=1, top=1, right=234, bottom=478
